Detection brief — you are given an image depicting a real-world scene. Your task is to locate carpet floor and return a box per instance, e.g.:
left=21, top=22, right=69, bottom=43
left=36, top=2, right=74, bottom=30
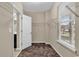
left=18, top=43, right=60, bottom=57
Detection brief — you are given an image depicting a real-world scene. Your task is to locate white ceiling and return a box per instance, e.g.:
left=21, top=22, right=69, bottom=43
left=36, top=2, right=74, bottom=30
left=23, top=2, right=53, bottom=12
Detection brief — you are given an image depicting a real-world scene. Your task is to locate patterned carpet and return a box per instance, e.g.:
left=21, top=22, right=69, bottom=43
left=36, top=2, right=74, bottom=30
left=18, top=43, right=60, bottom=57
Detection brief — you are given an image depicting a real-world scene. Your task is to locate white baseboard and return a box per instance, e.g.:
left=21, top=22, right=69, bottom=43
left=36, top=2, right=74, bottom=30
left=46, top=42, right=51, bottom=44
left=32, top=41, right=46, bottom=43
left=16, top=50, right=22, bottom=57
left=16, top=48, right=22, bottom=51
left=49, top=43, right=63, bottom=57
left=13, top=49, right=22, bottom=57
left=30, top=41, right=63, bottom=57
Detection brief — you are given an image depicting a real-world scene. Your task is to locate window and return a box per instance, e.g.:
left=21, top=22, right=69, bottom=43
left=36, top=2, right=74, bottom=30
left=60, top=16, right=73, bottom=44
left=57, top=2, right=76, bottom=52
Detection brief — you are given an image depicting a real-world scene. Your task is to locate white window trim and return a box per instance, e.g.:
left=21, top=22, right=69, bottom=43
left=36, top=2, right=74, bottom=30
left=57, top=2, right=77, bottom=53
left=57, top=40, right=76, bottom=52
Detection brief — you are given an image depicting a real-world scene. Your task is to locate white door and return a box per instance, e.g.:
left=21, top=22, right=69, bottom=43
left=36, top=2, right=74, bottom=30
left=22, top=15, right=32, bottom=49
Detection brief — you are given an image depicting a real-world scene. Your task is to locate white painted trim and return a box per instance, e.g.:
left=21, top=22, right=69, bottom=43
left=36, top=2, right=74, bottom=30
left=46, top=42, right=51, bottom=45
left=19, top=14, right=22, bottom=50
left=57, top=40, right=76, bottom=53
left=32, top=41, right=63, bottom=57
left=16, top=50, right=22, bottom=57
left=32, top=41, right=46, bottom=43
left=16, top=48, right=22, bottom=51
left=48, top=43, right=63, bottom=57
left=14, top=50, right=22, bottom=57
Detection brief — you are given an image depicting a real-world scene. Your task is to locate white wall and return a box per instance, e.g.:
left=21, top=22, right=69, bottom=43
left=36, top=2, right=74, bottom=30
left=75, top=2, right=79, bottom=56
left=0, top=2, right=23, bottom=57
left=11, top=2, right=23, bottom=56
left=48, top=2, right=78, bottom=57
left=24, top=12, right=48, bottom=43
left=11, top=2, right=23, bottom=14
left=24, top=2, right=79, bottom=57
left=0, top=3, right=13, bottom=57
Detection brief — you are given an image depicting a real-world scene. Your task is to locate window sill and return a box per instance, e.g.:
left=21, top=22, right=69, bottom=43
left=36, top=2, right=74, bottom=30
left=57, top=40, right=76, bottom=53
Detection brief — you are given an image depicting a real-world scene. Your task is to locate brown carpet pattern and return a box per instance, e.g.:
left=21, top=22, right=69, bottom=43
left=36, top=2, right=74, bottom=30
left=18, top=43, right=60, bottom=57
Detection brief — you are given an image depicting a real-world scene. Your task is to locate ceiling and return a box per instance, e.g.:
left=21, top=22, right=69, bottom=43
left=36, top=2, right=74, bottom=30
left=23, top=2, right=53, bottom=12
